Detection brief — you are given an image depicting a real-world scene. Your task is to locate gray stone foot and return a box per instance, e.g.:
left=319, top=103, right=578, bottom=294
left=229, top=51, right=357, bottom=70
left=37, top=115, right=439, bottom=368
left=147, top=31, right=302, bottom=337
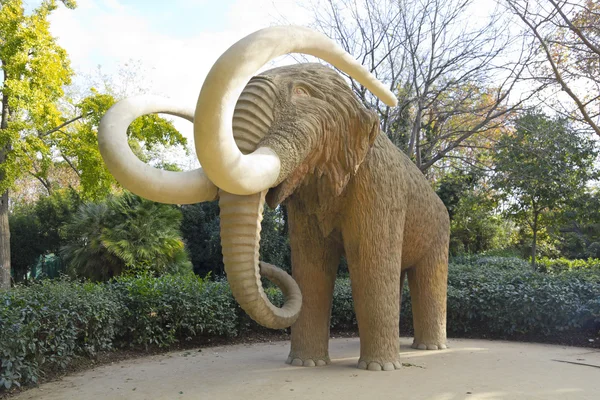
left=357, top=359, right=402, bottom=371
left=286, top=356, right=329, bottom=367
left=411, top=341, right=447, bottom=350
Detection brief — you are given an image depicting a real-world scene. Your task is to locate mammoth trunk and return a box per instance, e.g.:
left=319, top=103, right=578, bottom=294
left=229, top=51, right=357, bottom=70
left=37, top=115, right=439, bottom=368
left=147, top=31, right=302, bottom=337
left=218, top=190, right=302, bottom=329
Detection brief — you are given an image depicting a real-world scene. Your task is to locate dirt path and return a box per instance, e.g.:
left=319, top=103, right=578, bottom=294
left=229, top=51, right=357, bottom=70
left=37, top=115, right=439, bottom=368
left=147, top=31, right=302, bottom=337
left=15, top=338, right=600, bottom=400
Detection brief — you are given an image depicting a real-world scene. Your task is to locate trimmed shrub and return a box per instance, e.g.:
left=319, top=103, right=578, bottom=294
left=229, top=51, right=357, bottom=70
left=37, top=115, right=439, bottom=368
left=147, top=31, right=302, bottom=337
left=110, top=273, right=238, bottom=348
left=445, top=263, right=599, bottom=336
left=451, top=255, right=531, bottom=271
left=535, top=257, right=600, bottom=276
left=0, top=280, right=121, bottom=390
left=331, top=279, right=356, bottom=329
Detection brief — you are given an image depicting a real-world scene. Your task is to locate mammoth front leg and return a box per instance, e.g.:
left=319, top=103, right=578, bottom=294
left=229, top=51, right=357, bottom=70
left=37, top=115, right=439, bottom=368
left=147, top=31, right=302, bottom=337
left=286, top=205, right=341, bottom=367
left=342, top=208, right=404, bottom=371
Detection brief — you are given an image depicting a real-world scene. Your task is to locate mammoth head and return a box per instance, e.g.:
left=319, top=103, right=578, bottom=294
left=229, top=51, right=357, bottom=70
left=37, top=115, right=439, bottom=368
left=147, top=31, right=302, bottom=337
left=233, top=64, right=381, bottom=209
left=98, top=26, right=396, bottom=330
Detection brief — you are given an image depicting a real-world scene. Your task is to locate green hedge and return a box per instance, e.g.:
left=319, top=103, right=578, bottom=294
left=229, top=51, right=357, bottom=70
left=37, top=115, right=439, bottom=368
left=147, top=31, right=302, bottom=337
left=535, top=257, right=600, bottom=275
left=1, top=258, right=599, bottom=391
left=110, top=274, right=238, bottom=348
left=0, top=281, right=121, bottom=389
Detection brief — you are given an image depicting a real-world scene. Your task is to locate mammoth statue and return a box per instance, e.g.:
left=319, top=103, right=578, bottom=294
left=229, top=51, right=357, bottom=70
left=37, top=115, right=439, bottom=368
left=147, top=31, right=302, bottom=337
left=98, top=26, right=450, bottom=371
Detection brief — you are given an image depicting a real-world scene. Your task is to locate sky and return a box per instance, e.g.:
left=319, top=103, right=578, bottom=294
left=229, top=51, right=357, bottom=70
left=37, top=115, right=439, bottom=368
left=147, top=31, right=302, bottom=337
left=36, top=0, right=533, bottom=169
left=48, top=0, right=312, bottom=102
left=42, top=0, right=313, bottom=164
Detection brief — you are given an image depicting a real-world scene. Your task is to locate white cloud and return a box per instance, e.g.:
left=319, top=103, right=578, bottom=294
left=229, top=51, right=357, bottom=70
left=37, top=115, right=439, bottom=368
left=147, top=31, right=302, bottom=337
left=49, top=0, right=312, bottom=164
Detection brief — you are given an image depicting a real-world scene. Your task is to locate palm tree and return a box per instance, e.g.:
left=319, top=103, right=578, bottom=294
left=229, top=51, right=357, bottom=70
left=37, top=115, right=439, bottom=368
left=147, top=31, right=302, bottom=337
left=61, top=192, right=191, bottom=280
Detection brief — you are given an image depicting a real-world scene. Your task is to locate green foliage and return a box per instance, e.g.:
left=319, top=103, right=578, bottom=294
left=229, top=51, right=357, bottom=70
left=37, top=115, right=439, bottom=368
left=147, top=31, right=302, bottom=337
left=0, top=274, right=235, bottom=390
left=449, top=195, right=512, bottom=255
left=436, top=170, right=514, bottom=255
left=180, top=201, right=223, bottom=277
left=450, top=255, right=531, bottom=271
left=535, top=257, right=600, bottom=277
left=436, top=170, right=480, bottom=220
left=0, top=0, right=74, bottom=193
left=0, top=279, right=121, bottom=390
left=9, top=209, right=44, bottom=282
left=57, top=90, right=188, bottom=200
left=9, top=189, right=81, bottom=281
left=259, top=205, right=291, bottom=272
left=553, top=190, right=600, bottom=259
left=492, top=110, right=598, bottom=264
left=1, top=0, right=76, bottom=288
left=180, top=202, right=291, bottom=278
left=110, top=273, right=238, bottom=348
left=61, top=192, right=191, bottom=280
left=445, top=261, right=599, bottom=336
left=32, top=189, right=82, bottom=249
left=330, top=279, right=356, bottom=329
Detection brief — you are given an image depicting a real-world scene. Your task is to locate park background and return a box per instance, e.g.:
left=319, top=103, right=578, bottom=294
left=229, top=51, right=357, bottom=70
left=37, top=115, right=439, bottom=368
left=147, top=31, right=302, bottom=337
left=1, top=0, right=599, bottom=393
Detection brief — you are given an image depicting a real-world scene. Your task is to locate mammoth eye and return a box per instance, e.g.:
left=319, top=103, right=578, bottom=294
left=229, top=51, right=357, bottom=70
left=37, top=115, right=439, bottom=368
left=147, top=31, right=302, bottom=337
left=293, top=86, right=309, bottom=97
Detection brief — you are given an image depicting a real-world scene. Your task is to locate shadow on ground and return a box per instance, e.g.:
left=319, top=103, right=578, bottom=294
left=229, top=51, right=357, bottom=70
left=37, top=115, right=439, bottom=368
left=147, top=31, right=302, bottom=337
left=15, top=338, right=600, bottom=400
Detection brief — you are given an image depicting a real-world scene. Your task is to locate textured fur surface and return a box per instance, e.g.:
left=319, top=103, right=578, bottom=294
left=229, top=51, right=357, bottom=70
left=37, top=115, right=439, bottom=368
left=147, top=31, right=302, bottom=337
left=235, top=63, right=450, bottom=370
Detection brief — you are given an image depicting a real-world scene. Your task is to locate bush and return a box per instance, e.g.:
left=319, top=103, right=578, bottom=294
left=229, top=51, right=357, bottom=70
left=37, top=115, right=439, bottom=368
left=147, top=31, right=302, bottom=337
left=9, top=189, right=81, bottom=282
left=180, top=202, right=291, bottom=278
left=331, top=279, right=356, bottom=329
left=451, top=255, right=531, bottom=271
left=0, top=280, right=121, bottom=390
left=0, top=274, right=236, bottom=390
left=445, top=263, right=599, bottom=336
left=110, top=273, right=238, bottom=348
left=61, top=192, right=192, bottom=280
left=535, top=257, right=600, bottom=275
left=180, top=201, right=223, bottom=277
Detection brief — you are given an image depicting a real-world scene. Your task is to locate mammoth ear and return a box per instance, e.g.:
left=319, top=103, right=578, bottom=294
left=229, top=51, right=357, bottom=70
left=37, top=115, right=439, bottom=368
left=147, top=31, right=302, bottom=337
left=327, top=108, right=379, bottom=196
left=347, top=108, right=380, bottom=171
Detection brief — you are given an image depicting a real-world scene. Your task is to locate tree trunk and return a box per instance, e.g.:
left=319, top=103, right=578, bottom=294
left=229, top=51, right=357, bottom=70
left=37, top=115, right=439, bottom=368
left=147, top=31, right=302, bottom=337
left=531, top=211, right=539, bottom=269
left=0, top=187, right=10, bottom=289
left=1, top=77, right=11, bottom=289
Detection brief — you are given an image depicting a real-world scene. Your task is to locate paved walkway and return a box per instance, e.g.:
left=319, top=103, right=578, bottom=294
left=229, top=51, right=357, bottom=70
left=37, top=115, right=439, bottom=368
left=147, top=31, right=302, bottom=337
left=16, top=338, right=600, bottom=400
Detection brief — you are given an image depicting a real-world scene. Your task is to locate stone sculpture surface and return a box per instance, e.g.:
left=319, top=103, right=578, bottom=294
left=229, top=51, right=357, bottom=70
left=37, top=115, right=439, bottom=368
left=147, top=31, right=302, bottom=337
left=98, top=26, right=450, bottom=371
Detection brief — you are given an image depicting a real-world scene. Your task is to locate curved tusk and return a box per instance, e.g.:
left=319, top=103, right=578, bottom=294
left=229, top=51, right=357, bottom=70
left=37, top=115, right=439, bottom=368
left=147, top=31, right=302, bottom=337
left=194, top=25, right=397, bottom=196
left=98, top=95, right=217, bottom=204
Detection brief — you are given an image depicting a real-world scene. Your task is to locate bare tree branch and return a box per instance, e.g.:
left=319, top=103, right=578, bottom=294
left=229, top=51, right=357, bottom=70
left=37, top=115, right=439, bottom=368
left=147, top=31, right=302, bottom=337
left=307, top=0, right=540, bottom=173
left=505, top=0, right=600, bottom=136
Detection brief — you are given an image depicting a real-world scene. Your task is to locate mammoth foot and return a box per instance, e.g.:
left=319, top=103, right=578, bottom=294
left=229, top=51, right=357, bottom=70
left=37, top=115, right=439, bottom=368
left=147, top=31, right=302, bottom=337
left=286, top=356, right=329, bottom=367
left=357, top=359, right=402, bottom=371
left=411, top=341, right=447, bottom=350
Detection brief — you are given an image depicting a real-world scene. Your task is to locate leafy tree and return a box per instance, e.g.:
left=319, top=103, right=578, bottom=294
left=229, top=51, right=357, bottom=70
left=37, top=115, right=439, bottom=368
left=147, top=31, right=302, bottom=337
left=180, top=201, right=223, bottom=277
left=553, top=190, right=600, bottom=259
left=436, top=170, right=480, bottom=220
left=52, top=90, right=188, bottom=200
left=492, top=110, right=598, bottom=266
left=436, top=170, right=513, bottom=255
left=1, top=5, right=189, bottom=288
left=33, top=188, right=82, bottom=250
left=260, top=205, right=291, bottom=272
left=61, top=192, right=192, bottom=281
left=0, top=0, right=76, bottom=288
left=180, top=201, right=291, bottom=278
left=9, top=208, right=42, bottom=282
left=9, top=188, right=81, bottom=281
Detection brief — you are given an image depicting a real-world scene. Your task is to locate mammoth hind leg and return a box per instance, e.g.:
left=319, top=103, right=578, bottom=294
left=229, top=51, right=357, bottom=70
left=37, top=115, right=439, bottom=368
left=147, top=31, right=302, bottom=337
left=407, top=248, right=448, bottom=350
